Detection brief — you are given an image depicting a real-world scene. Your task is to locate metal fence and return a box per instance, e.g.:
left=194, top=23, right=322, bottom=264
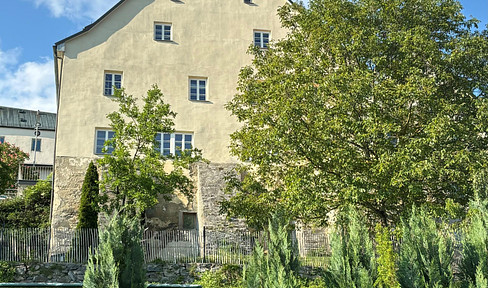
left=0, top=227, right=330, bottom=267
left=18, top=165, right=53, bottom=182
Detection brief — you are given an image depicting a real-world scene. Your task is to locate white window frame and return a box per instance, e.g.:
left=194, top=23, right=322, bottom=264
left=254, top=30, right=270, bottom=48
left=189, top=78, right=207, bottom=101
left=95, top=129, right=115, bottom=155
left=154, top=23, right=172, bottom=41
left=104, top=72, right=122, bottom=96
left=155, top=132, right=193, bottom=156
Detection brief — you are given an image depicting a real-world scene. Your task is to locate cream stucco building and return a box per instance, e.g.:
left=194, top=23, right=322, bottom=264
left=52, top=0, right=291, bottom=230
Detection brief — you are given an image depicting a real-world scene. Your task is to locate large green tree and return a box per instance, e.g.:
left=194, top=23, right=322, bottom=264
left=98, top=85, right=202, bottom=214
left=223, top=0, right=488, bottom=225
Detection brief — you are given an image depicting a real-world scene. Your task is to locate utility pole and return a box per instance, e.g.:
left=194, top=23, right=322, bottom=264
left=33, top=110, right=41, bottom=167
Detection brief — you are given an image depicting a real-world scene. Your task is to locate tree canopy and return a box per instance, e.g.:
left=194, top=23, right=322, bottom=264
left=223, top=0, right=488, bottom=226
left=98, top=85, right=202, bottom=215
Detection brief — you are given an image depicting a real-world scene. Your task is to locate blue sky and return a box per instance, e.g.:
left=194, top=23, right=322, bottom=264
left=0, top=0, right=486, bottom=113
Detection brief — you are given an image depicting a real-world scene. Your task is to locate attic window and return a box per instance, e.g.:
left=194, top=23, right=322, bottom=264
left=155, top=23, right=172, bottom=41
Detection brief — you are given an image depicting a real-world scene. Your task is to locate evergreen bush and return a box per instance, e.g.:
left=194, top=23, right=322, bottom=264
left=77, top=162, right=99, bottom=229
left=324, top=205, right=376, bottom=288
left=460, top=198, right=488, bottom=287
left=397, top=206, right=454, bottom=288
left=244, top=208, right=300, bottom=288
left=83, top=213, right=146, bottom=288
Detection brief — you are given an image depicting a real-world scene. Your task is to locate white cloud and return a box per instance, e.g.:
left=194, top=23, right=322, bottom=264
left=0, top=46, right=56, bottom=113
left=30, top=0, right=119, bottom=22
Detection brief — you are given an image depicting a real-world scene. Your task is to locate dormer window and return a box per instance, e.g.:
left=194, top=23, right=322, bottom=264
left=254, top=30, right=270, bottom=48
left=155, top=23, right=172, bottom=41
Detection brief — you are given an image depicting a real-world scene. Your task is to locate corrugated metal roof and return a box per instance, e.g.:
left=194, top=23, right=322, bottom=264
left=0, top=106, right=56, bottom=131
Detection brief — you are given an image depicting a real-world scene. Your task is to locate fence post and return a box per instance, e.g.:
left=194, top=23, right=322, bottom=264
left=202, top=226, right=206, bottom=263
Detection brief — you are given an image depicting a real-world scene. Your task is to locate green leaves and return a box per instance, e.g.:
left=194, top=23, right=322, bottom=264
left=225, top=0, right=488, bottom=224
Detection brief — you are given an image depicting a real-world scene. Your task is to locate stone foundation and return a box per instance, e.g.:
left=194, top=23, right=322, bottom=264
left=8, top=262, right=324, bottom=283
left=51, top=156, right=97, bottom=230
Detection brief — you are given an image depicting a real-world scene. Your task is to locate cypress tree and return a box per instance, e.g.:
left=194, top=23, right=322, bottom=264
left=77, top=162, right=99, bottom=229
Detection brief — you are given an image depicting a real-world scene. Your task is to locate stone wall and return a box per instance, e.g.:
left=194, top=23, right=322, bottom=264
left=51, top=156, right=96, bottom=230
left=9, top=262, right=220, bottom=284
left=9, top=262, right=324, bottom=283
left=194, top=162, right=248, bottom=232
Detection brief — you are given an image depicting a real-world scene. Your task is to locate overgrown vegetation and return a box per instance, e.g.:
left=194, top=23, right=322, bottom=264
left=0, top=261, right=15, bottom=282
left=0, top=175, right=51, bottom=228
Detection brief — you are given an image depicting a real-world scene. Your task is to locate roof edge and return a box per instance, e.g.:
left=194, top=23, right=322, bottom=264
left=54, top=0, right=127, bottom=46
left=54, top=0, right=295, bottom=46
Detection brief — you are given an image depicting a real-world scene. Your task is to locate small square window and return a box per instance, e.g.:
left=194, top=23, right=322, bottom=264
left=31, top=139, right=41, bottom=152
left=155, top=23, right=172, bottom=41
left=104, top=72, right=122, bottom=96
left=180, top=212, right=197, bottom=230
left=95, top=129, right=115, bottom=154
left=254, top=30, right=270, bottom=48
left=189, top=78, right=207, bottom=101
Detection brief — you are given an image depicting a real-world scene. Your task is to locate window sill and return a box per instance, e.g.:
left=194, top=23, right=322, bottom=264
left=189, top=99, right=212, bottom=104
left=155, top=39, right=175, bottom=43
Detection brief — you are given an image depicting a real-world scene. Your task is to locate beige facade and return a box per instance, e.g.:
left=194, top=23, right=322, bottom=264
left=52, top=0, right=290, bottom=230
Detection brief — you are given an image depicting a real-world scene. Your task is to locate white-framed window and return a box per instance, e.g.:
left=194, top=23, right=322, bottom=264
left=189, top=78, right=207, bottom=101
left=31, top=139, right=41, bottom=152
left=155, top=132, right=193, bottom=156
left=104, top=72, right=122, bottom=96
left=0, top=136, right=4, bottom=144
left=155, top=23, right=172, bottom=41
left=254, top=30, right=270, bottom=48
left=95, top=129, right=115, bottom=154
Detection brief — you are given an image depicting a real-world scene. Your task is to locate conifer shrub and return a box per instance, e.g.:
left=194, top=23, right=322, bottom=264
left=77, top=161, right=99, bottom=229
left=460, top=198, right=488, bottom=287
left=83, top=213, right=146, bottom=288
left=243, top=208, right=300, bottom=288
left=397, top=206, right=454, bottom=288
left=83, top=235, right=118, bottom=288
left=324, top=205, right=376, bottom=288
